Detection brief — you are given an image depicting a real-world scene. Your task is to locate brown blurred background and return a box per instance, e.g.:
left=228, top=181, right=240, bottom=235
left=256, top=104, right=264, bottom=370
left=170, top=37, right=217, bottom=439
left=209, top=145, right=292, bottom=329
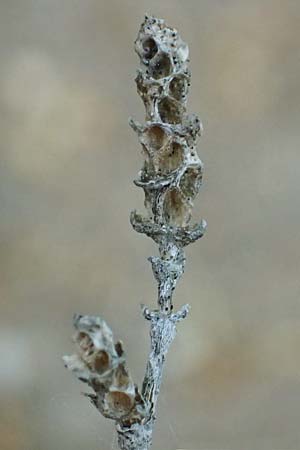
left=1, top=1, right=300, bottom=449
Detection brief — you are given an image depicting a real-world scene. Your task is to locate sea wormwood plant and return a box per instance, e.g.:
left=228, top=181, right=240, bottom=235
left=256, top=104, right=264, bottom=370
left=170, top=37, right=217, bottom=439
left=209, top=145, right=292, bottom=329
left=63, top=15, right=206, bottom=450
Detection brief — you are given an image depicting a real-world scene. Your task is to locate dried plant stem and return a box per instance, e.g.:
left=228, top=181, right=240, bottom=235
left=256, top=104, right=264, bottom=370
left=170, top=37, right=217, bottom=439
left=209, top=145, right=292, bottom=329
left=64, top=15, right=206, bottom=450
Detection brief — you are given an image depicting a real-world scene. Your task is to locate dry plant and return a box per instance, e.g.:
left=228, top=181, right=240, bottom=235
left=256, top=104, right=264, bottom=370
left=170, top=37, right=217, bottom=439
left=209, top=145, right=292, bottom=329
left=63, top=15, right=206, bottom=450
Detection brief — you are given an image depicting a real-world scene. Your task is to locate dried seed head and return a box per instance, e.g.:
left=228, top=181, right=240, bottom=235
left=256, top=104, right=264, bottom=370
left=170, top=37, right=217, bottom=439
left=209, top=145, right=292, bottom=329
left=131, top=15, right=205, bottom=229
left=63, top=315, right=147, bottom=424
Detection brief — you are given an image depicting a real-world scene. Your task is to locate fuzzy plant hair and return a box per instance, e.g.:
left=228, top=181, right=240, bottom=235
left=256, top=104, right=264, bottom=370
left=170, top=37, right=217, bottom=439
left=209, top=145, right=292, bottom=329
left=63, top=15, right=206, bottom=450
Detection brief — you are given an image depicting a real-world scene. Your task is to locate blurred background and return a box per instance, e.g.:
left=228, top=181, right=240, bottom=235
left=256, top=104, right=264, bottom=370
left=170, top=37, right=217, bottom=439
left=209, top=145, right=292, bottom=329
left=1, top=1, right=300, bottom=449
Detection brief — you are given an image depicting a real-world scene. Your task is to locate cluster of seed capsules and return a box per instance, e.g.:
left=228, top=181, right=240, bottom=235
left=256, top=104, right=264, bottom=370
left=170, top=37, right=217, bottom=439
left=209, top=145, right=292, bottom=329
left=130, top=15, right=206, bottom=238
left=63, top=315, right=147, bottom=424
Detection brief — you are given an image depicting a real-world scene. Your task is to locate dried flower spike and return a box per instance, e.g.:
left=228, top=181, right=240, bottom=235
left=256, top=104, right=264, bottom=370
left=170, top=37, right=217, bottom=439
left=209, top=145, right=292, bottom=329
left=64, top=15, right=206, bottom=450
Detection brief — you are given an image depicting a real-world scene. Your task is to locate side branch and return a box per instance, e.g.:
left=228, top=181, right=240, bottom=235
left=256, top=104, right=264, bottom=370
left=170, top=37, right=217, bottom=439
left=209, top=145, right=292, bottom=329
left=63, top=315, right=147, bottom=424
